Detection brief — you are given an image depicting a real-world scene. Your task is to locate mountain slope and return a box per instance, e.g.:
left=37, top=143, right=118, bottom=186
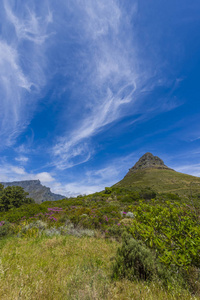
left=1, top=180, right=65, bottom=204
left=114, top=153, right=200, bottom=197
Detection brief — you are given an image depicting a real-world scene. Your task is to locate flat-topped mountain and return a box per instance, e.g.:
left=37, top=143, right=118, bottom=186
left=114, top=153, right=200, bottom=197
left=1, top=180, right=65, bottom=204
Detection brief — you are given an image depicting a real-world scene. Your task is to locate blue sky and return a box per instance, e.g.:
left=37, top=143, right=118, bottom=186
left=0, top=0, right=200, bottom=196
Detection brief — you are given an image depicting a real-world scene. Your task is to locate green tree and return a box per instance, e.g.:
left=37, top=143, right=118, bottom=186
left=0, top=186, right=34, bottom=212
left=0, top=183, right=4, bottom=195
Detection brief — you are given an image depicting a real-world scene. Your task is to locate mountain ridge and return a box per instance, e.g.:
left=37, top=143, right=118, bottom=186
left=1, top=180, right=65, bottom=204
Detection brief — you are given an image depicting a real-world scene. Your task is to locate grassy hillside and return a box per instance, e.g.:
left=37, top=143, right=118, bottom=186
left=115, top=168, right=200, bottom=197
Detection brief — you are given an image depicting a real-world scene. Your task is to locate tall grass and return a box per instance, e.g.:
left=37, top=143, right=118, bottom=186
left=0, top=235, right=198, bottom=300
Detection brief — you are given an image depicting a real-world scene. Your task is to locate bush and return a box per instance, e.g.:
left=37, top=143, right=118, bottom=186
left=129, top=201, right=200, bottom=269
left=139, top=187, right=156, bottom=200
left=0, top=203, right=47, bottom=223
left=112, top=233, right=160, bottom=281
left=106, top=224, right=126, bottom=239
left=0, top=221, right=12, bottom=237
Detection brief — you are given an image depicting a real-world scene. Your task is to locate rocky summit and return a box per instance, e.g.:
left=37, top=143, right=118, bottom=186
left=128, top=152, right=173, bottom=173
left=1, top=180, right=65, bottom=204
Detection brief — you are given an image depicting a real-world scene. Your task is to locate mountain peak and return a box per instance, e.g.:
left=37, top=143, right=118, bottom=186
left=129, top=152, right=173, bottom=173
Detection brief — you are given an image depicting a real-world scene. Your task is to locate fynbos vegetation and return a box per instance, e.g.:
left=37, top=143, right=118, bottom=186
left=0, top=154, right=200, bottom=299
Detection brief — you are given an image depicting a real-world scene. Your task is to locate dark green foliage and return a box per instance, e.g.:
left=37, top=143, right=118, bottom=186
left=139, top=187, right=156, bottom=200
left=0, top=203, right=47, bottom=223
left=112, top=233, right=162, bottom=281
left=107, top=224, right=126, bottom=239
left=159, top=193, right=180, bottom=200
left=0, top=184, right=4, bottom=194
left=118, top=192, right=140, bottom=203
left=104, top=187, right=112, bottom=194
left=0, top=186, right=34, bottom=212
left=0, top=221, right=12, bottom=238
left=109, top=186, right=156, bottom=203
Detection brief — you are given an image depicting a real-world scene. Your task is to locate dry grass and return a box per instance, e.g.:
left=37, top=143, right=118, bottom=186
left=0, top=235, right=199, bottom=300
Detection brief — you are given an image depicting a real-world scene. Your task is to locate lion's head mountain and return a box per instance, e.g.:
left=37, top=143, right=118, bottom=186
left=1, top=153, right=200, bottom=202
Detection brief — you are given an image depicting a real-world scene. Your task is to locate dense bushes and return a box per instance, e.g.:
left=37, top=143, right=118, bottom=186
left=128, top=201, right=200, bottom=269
left=112, top=233, right=165, bottom=281
left=0, top=184, right=199, bottom=294
left=112, top=233, right=198, bottom=293
left=0, top=221, right=12, bottom=237
left=0, top=185, right=34, bottom=212
left=0, top=203, right=47, bottom=223
left=110, top=201, right=200, bottom=294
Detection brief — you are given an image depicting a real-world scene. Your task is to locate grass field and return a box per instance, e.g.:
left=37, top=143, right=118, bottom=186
left=0, top=235, right=199, bottom=300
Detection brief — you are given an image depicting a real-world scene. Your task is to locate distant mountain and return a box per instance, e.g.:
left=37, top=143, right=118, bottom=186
left=114, top=152, right=200, bottom=197
left=1, top=180, right=65, bottom=204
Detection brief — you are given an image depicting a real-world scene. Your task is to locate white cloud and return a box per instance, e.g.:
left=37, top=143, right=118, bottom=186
left=4, top=1, right=52, bottom=45
left=15, top=156, right=29, bottom=163
left=51, top=0, right=162, bottom=170
left=0, top=1, right=52, bottom=148
left=51, top=182, right=103, bottom=198
left=11, top=166, right=26, bottom=175
left=175, top=164, right=200, bottom=177
left=36, top=172, right=55, bottom=183
left=51, top=152, right=139, bottom=196
left=0, top=41, right=31, bottom=145
left=0, top=163, right=55, bottom=187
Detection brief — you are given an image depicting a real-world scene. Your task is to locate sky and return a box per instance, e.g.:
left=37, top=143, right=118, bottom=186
left=0, top=0, right=200, bottom=197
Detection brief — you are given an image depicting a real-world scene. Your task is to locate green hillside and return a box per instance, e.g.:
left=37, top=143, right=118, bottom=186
left=115, top=168, right=200, bottom=197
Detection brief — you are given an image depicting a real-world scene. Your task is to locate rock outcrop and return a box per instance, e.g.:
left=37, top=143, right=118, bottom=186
left=1, top=180, right=65, bottom=204
left=127, top=152, right=173, bottom=174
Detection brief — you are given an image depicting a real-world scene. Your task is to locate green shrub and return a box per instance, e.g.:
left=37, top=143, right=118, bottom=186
left=104, top=187, right=112, bottom=194
left=111, top=233, right=190, bottom=292
left=0, top=203, right=47, bottom=223
left=159, top=193, right=180, bottom=200
left=129, top=201, right=200, bottom=269
left=0, top=221, right=12, bottom=237
left=139, top=187, right=156, bottom=200
left=119, top=192, right=140, bottom=203
left=112, top=233, right=161, bottom=281
left=107, top=224, right=126, bottom=239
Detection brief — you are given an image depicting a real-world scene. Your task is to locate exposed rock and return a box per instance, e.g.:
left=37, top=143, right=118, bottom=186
left=1, top=180, right=65, bottom=204
left=128, top=152, right=173, bottom=173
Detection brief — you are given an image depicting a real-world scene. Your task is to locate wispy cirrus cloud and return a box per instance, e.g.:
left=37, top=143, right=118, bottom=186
left=4, top=1, right=52, bottom=45
left=0, top=0, right=52, bottom=147
left=51, top=152, right=139, bottom=196
left=51, top=0, right=161, bottom=169
left=175, top=164, right=200, bottom=177
left=0, top=41, right=32, bottom=145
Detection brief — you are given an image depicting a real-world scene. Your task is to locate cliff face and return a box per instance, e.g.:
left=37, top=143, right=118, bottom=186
left=1, top=180, right=65, bottom=204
